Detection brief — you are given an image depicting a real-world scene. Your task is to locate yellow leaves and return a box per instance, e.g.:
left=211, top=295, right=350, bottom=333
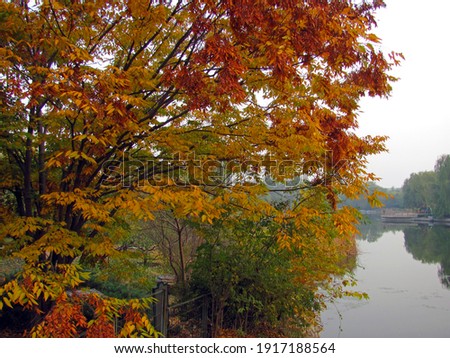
left=126, top=0, right=168, bottom=22
left=0, top=260, right=92, bottom=318
left=0, top=217, right=53, bottom=241
left=3, top=297, right=13, bottom=309
left=119, top=321, right=137, bottom=337
left=115, top=298, right=159, bottom=338
left=15, top=224, right=84, bottom=268
left=343, top=290, right=369, bottom=300
left=45, top=152, right=64, bottom=169
left=73, top=134, right=108, bottom=147
left=45, top=149, right=98, bottom=169
left=65, top=150, right=97, bottom=165
left=32, top=285, right=43, bottom=299
left=42, top=191, right=74, bottom=206
left=201, top=214, right=212, bottom=224
left=109, top=185, right=228, bottom=224
left=105, top=103, right=116, bottom=116
left=0, top=47, right=22, bottom=67
left=104, top=190, right=156, bottom=221
left=1, top=277, right=40, bottom=311
left=84, top=238, right=115, bottom=259
left=42, top=191, right=111, bottom=223
left=172, top=189, right=226, bottom=222
left=367, top=190, right=391, bottom=208
left=65, top=47, right=93, bottom=63
left=366, top=33, right=381, bottom=44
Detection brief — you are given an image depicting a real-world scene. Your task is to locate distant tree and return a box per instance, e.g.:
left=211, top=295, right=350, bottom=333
left=402, top=171, right=436, bottom=209
left=402, top=155, right=450, bottom=217
left=340, top=182, right=402, bottom=210
left=433, top=155, right=450, bottom=218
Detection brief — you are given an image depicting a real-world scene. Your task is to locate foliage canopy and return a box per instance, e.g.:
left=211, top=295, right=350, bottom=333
left=0, top=0, right=399, bottom=336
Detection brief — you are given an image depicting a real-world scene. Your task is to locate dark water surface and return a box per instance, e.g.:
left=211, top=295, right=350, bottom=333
left=320, top=222, right=450, bottom=337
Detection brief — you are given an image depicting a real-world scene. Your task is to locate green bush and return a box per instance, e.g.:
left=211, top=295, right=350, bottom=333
left=188, top=217, right=319, bottom=335
left=86, top=256, right=157, bottom=299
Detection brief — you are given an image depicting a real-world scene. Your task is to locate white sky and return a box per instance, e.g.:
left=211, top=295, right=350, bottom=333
left=356, top=0, right=450, bottom=188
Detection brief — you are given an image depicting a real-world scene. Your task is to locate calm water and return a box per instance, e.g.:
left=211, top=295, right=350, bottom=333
left=320, top=221, right=450, bottom=337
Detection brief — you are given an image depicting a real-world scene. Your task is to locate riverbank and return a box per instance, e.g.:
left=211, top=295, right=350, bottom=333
left=380, top=209, right=450, bottom=226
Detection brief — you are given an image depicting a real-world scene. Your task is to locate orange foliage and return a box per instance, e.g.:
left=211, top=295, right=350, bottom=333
left=0, top=0, right=400, bottom=336
left=29, top=292, right=157, bottom=338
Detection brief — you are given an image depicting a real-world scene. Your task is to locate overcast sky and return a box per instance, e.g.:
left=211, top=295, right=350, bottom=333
left=355, top=0, right=450, bottom=188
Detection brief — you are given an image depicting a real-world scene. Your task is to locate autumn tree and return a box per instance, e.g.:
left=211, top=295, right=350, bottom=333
left=0, top=0, right=399, bottom=336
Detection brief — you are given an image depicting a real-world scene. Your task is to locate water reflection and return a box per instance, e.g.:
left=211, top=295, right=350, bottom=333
left=403, top=226, right=450, bottom=288
left=358, top=217, right=450, bottom=288
left=320, top=218, right=450, bottom=337
left=358, top=216, right=405, bottom=242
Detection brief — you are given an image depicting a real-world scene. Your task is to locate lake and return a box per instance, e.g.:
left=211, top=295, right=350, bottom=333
left=320, top=219, right=450, bottom=338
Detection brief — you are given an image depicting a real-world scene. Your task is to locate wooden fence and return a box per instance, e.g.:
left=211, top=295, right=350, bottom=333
left=151, top=280, right=210, bottom=337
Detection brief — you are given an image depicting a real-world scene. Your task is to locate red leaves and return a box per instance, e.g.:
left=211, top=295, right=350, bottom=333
left=30, top=294, right=88, bottom=338
left=29, top=292, right=156, bottom=338
left=86, top=315, right=116, bottom=338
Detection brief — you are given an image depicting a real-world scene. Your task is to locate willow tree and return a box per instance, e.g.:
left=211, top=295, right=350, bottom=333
left=0, top=0, right=400, bottom=336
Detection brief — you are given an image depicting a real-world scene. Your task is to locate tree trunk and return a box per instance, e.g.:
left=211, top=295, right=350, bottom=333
left=23, top=125, right=33, bottom=217
left=37, top=120, right=47, bottom=215
left=175, top=218, right=186, bottom=287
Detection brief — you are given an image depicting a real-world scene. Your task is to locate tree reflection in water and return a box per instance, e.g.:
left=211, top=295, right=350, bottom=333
left=355, top=215, right=450, bottom=288
left=357, top=214, right=406, bottom=242
left=403, top=225, right=450, bottom=288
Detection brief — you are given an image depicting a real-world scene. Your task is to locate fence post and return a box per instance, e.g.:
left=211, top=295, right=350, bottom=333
left=152, top=281, right=169, bottom=337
